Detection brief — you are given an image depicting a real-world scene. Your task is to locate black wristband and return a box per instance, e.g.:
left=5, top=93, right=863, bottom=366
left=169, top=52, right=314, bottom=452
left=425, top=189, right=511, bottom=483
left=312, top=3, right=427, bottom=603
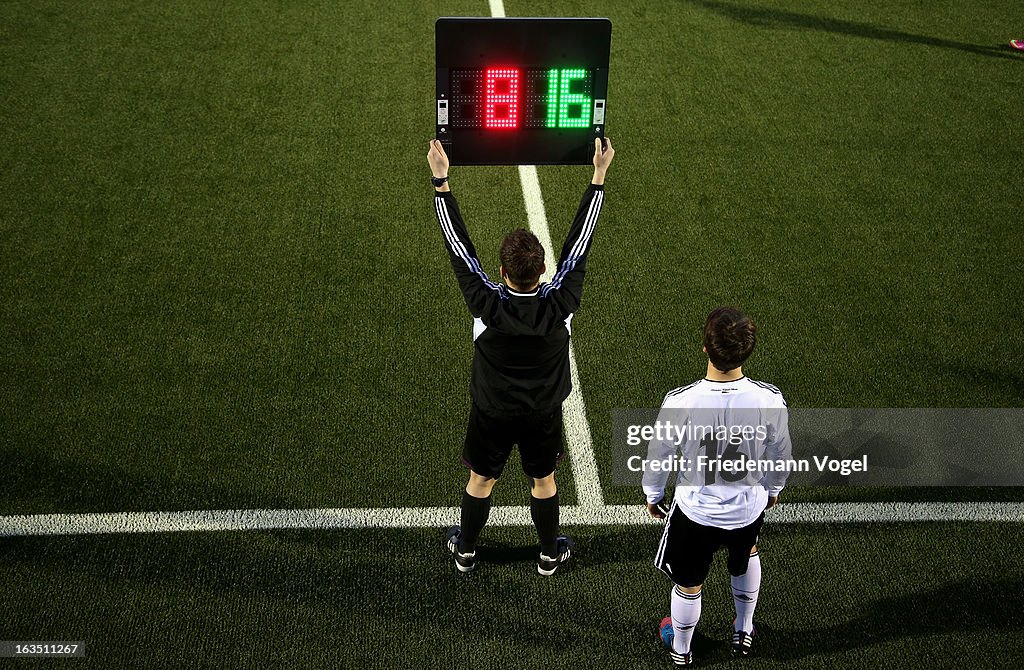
left=431, top=175, right=449, bottom=187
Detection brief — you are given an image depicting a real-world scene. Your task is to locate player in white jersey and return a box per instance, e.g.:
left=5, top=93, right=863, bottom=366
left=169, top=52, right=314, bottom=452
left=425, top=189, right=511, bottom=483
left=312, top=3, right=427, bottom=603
left=643, top=306, right=792, bottom=666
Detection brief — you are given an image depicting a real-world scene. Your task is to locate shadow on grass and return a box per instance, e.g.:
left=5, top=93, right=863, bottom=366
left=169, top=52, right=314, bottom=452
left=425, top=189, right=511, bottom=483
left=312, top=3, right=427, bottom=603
left=2, top=527, right=1020, bottom=666
left=940, top=362, right=1024, bottom=406
left=753, top=577, right=1024, bottom=663
left=477, top=541, right=540, bottom=566
left=650, top=576, right=1024, bottom=666
left=687, top=0, right=1022, bottom=62
left=0, top=441, right=294, bottom=515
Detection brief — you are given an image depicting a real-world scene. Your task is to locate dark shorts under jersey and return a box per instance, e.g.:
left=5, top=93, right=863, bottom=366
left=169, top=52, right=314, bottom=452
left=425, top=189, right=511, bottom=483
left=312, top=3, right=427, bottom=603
left=655, top=504, right=765, bottom=587
left=462, top=402, right=564, bottom=479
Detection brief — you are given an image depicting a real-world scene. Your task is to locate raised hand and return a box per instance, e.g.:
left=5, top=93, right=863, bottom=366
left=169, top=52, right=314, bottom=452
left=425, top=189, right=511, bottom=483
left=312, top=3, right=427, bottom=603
left=427, top=139, right=449, bottom=178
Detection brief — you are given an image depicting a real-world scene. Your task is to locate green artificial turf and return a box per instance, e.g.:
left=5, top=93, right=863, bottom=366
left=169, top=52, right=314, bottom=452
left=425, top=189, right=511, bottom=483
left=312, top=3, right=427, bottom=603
left=2, top=1, right=1022, bottom=514
left=0, top=0, right=577, bottom=513
left=2, top=2, right=1023, bottom=666
left=2, top=522, right=1021, bottom=668
left=516, top=0, right=1024, bottom=503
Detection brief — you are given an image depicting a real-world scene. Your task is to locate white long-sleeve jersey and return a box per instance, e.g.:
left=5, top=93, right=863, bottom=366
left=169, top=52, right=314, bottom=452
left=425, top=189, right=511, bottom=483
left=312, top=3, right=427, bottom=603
left=642, top=377, right=792, bottom=529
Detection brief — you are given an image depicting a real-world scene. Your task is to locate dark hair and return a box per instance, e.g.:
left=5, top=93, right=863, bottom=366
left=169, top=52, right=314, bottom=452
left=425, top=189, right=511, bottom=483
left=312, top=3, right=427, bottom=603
left=499, top=228, right=544, bottom=288
left=703, top=306, right=756, bottom=372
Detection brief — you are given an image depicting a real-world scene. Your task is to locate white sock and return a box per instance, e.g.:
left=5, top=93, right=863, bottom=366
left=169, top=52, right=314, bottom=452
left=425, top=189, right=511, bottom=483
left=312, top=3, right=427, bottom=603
left=670, top=585, right=702, bottom=655
left=731, top=551, right=761, bottom=633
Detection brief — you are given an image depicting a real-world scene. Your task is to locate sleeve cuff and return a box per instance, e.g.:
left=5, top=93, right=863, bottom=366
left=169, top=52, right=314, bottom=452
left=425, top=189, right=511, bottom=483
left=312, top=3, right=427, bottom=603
left=642, top=486, right=664, bottom=504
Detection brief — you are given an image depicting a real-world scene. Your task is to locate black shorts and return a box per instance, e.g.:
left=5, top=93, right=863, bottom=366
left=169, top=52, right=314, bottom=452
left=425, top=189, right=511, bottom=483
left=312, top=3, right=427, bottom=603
left=461, top=402, right=564, bottom=479
left=655, top=504, right=765, bottom=587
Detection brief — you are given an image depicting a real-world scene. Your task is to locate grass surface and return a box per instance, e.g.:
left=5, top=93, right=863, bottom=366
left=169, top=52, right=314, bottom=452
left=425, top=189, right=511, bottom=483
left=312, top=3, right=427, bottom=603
left=1, top=1, right=1022, bottom=666
left=2, top=0, right=1021, bottom=514
left=0, top=0, right=571, bottom=512
left=3, top=522, right=1021, bottom=668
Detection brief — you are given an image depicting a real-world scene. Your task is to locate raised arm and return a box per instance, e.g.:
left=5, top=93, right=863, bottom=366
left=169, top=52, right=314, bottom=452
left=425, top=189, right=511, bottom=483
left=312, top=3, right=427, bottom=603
left=540, top=138, right=614, bottom=314
left=428, top=140, right=504, bottom=316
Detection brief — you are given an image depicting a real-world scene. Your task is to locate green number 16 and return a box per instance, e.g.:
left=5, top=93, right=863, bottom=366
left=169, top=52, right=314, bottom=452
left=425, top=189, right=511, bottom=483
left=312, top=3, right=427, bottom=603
left=545, top=68, right=591, bottom=129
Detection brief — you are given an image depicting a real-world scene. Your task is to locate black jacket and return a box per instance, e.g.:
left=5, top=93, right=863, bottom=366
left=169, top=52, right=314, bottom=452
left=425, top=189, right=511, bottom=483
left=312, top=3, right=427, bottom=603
left=433, top=184, right=605, bottom=416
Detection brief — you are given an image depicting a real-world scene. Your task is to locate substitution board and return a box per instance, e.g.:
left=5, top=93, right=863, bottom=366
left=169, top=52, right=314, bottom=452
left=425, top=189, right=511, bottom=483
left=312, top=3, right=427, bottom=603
left=435, top=18, right=612, bottom=165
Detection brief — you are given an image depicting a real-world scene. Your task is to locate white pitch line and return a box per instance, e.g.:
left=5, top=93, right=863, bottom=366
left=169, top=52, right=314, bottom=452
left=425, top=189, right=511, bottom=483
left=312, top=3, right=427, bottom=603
left=1, top=503, right=1020, bottom=536
left=517, top=167, right=605, bottom=508
left=491, top=0, right=604, bottom=512
left=487, top=1, right=604, bottom=508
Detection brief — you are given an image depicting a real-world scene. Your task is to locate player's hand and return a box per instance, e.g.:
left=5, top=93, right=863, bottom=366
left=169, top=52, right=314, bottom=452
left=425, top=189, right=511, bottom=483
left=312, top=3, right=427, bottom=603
left=427, top=139, right=449, bottom=178
left=646, top=498, right=669, bottom=519
left=593, top=136, right=614, bottom=172
left=766, top=495, right=779, bottom=509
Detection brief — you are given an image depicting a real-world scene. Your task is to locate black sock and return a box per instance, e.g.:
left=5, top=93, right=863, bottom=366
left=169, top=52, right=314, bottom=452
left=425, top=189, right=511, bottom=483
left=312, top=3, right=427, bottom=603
left=459, top=491, right=491, bottom=553
left=530, top=492, right=560, bottom=557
